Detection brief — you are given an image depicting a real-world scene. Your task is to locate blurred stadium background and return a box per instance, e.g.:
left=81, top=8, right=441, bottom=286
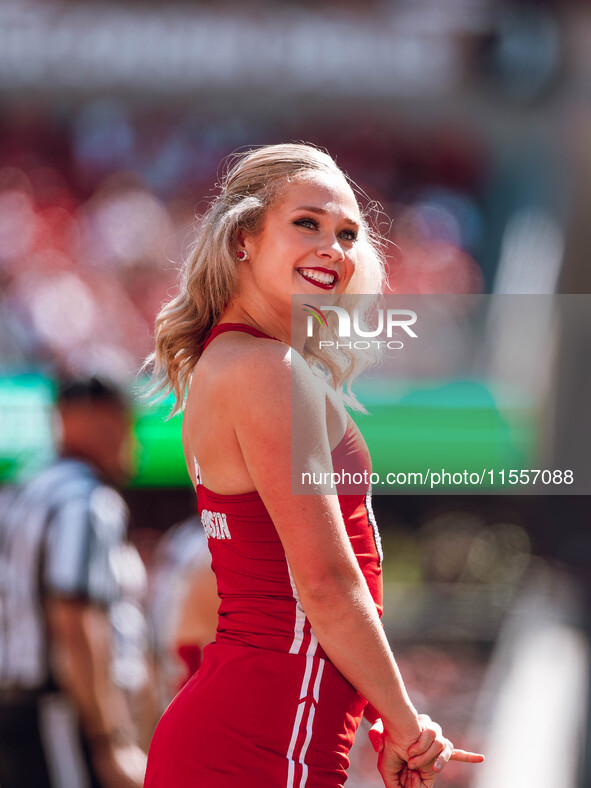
left=0, top=0, right=590, bottom=785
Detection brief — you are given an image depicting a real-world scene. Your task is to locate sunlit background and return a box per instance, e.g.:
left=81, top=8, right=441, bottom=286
left=0, top=0, right=590, bottom=785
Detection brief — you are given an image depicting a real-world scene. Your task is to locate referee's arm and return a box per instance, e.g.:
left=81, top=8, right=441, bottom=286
left=46, top=597, right=130, bottom=742
left=46, top=595, right=147, bottom=788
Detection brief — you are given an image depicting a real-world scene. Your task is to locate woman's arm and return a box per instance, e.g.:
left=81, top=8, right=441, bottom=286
left=223, top=343, right=421, bottom=752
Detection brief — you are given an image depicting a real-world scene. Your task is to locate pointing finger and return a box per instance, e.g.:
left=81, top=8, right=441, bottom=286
left=451, top=749, right=486, bottom=763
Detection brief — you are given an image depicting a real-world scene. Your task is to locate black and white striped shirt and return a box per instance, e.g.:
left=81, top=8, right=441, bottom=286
left=0, top=458, right=131, bottom=691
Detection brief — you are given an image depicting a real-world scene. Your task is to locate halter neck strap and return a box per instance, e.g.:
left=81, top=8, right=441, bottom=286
left=203, top=323, right=280, bottom=351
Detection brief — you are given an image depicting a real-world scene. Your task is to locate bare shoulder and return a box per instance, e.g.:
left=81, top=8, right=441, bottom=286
left=192, top=333, right=321, bottom=411
left=183, top=333, right=329, bottom=494
left=198, top=333, right=286, bottom=382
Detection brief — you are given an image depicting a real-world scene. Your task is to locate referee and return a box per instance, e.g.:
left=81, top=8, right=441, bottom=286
left=0, top=376, right=148, bottom=788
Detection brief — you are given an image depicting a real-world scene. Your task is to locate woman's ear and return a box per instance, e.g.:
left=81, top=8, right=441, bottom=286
left=236, top=227, right=257, bottom=262
left=235, top=228, right=249, bottom=260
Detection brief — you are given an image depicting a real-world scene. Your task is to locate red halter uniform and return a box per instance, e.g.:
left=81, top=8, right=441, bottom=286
left=145, top=324, right=383, bottom=788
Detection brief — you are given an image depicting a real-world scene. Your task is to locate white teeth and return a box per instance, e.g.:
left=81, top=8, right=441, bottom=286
left=298, top=268, right=335, bottom=285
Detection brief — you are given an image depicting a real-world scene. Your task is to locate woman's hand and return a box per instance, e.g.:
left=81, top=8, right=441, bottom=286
left=369, top=715, right=485, bottom=788
left=372, top=724, right=420, bottom=788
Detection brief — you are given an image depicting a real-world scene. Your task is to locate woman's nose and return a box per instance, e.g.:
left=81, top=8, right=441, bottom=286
left=316, top=235, right=345, bottom=261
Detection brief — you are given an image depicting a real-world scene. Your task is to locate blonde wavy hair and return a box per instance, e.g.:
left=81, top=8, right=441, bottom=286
left=148, top=143, right=386, bottom=414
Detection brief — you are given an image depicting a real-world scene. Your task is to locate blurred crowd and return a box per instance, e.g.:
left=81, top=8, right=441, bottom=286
left=0, top=99, right=493, bottom=381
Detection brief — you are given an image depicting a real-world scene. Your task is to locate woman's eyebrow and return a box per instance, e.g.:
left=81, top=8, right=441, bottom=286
left=292, top=205, right=360, bottom=228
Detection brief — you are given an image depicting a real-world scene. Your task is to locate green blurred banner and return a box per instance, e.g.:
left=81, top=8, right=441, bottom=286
left=0, top=373, right=533, bottom=490
left=0, top=375, right=187, bottom=488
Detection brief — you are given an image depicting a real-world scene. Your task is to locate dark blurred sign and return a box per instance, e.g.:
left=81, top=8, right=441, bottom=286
left=0, top=2, right=486, bottom=97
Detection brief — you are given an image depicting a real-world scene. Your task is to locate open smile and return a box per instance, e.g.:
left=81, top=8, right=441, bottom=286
left=296, top=267, right=339, bottom=290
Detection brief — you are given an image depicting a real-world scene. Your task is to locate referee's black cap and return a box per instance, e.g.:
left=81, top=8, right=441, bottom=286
left=55, top=375, right=130, bottom=410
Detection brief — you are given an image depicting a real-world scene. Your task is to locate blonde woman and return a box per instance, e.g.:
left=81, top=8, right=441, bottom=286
left=145, top=144, right=483, bottom=788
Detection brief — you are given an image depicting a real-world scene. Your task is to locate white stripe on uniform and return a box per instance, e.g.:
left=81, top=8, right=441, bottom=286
left=298, top=659, right=326, bottom=788
left=286, top=560, right=317, bottom=657
left=285, top=655, right=326, bottom=788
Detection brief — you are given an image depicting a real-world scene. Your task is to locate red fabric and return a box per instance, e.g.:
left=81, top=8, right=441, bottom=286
left=146, top=644, right=367, bottom=788
left=176, top=643, right=202, bottom=689
left=146, top=324, right=383, bottom=787
left=363, top=702, right=381, bottom=725
left=195, top=420, right=382, bottom=660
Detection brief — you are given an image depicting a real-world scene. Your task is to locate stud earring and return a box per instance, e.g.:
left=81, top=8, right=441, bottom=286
left=237, top=250, right=248, bottom=261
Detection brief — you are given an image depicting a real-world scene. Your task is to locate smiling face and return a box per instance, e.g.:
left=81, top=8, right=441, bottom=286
left=239, top=171, right=362, bottom=315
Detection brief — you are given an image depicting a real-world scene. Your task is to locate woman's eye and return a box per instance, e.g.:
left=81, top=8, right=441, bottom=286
left=294, top=218, right=318, bottom=230
left=294, top=218, right=357, bottom=242
left=340, top=229, right=357, bottom=242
